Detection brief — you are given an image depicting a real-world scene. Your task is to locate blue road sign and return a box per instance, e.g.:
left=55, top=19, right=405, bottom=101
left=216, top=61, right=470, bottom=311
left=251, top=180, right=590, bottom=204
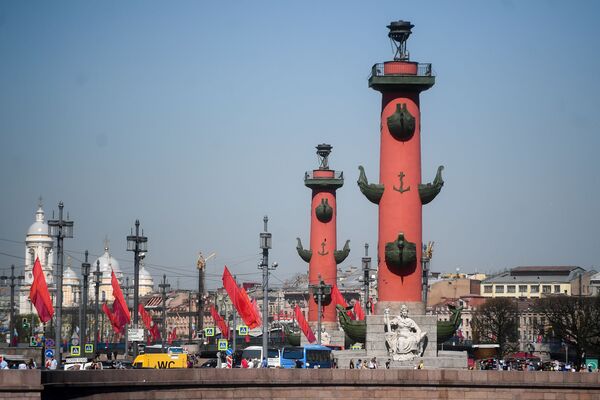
left=225, top=348, right=233, bottom=356
left=45, top=349, right=54, bottom=358
left=45, top=338, right=55, bottom=348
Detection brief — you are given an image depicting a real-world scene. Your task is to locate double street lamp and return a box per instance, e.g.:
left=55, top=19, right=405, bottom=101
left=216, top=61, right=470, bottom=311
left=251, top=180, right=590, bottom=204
left=48, top=201, right=74, bottom=368
left=127, top=220, right=148, bottom=358
left=0, top=265, right=24, bottom=346
left=259, top=216, right=277, bottom=361
left=358, top=243, right=376, bottom=315
left=309, top=275, right=331, bottom=345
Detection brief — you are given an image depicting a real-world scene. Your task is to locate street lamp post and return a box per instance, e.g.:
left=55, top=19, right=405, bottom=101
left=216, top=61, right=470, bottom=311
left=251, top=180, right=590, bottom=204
left=127, top=220, right=148, bottom=358
left=159, top=274, right=170, bottom=351
left=80, top=252, right=90, bottom=345
left=309, top=275, right=331, bottom=344
left=258, top=216, right=277, bottom=361
left=93, top=260, right=101, bottom=355
left=47, top=201, right=74, bottom=368
left=0, top=265, right=24, bottom=346
left=421, top=242, right=433, bottom=304
left=360, top=244, right=375, bottom=315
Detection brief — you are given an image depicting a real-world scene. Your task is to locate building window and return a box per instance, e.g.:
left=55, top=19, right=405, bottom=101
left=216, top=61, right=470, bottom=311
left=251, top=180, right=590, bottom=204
left=554, top=285, right=561, bottom=293
left=542, top=285, right=551, bottom=293
left=507, top=285, right=516, bottom=293
left=530, top=285, right=539, bottom=293
left=519, top=285, right=527, bottom=293
left=495, top=285, right=504, bottom=293
left=484, top=285, right=492, bottom=293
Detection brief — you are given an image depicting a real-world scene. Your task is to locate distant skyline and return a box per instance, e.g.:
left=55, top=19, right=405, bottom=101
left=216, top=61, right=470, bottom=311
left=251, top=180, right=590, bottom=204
left=1, top=1, right=599, bottom=290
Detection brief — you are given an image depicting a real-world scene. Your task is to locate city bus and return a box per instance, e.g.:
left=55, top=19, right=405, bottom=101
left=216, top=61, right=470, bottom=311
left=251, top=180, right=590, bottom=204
left=280, top=345, right=333, bottom=369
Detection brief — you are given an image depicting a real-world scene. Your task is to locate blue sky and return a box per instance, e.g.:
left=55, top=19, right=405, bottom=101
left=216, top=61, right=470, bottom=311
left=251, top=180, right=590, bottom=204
left=1, top=1, right=599, bottom=289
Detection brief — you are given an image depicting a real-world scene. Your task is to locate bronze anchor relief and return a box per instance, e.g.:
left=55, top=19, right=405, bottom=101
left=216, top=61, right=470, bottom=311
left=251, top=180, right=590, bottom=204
left=393, top=171, right=410, bottom=193
left=318, top=239, right=329, bottom=256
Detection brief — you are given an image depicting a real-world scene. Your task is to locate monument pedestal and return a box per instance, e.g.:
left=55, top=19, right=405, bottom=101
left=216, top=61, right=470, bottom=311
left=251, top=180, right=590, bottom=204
left=332, top=313, right=467, bottom=369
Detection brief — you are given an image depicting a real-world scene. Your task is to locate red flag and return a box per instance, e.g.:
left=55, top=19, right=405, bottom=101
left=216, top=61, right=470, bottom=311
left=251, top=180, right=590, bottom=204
left=331, top=283, right=348, bottom=308
left=294, top=305, right=316, bottom=343
left=29, top=257, right=54, bottom=323
left=168, top=327, right=177, bottom=344
left=102, top=302, right=123, bottom=334
left=138, top=304, right=153, bottom=330
left=210, top=304, right=229, bottom=339
left=150, top=324, right=161, bottom=341
left=244, top=288, right=261, bottom=326
left=354, top=301, right=365, bottom=321
left=331, top=283, right=354, bottom=319
left=111, top=270, right=131, bottom=328
left=222, top=266, right=260, bottom=329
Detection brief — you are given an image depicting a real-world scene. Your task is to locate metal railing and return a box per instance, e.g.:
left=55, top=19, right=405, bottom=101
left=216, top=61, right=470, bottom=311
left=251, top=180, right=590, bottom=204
left=304, top=171, right=344, bottom=180
left=370, top=63, right=433, bottom=78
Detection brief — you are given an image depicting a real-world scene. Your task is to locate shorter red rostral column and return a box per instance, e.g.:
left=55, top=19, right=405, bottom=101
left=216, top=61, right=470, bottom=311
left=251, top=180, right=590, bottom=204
left=296, top=144, right=350, bottom=329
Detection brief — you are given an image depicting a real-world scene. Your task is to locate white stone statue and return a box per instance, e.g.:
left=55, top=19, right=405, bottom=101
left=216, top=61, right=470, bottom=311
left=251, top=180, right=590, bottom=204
left=383, top=305, right=427, bottom=361
left=320, top=327, right=331, bottom=346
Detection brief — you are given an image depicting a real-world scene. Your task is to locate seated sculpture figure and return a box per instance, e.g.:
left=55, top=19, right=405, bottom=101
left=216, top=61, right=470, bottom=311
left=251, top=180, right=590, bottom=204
left=384, top=305, right=427, bottom=361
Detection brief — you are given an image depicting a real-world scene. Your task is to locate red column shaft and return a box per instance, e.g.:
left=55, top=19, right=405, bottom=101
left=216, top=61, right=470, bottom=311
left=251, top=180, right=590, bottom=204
left=378, top=92, right=423, bottom=304
left=308, top=190, right=338, bottom=324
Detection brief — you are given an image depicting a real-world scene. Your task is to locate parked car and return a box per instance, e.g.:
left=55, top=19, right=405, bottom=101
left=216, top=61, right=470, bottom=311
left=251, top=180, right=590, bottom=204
left=200, top=359, right=218, bottom=368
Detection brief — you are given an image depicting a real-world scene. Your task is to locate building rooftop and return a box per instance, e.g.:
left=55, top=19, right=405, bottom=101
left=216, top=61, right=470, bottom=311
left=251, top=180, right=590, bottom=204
left=483, top=266, right=586, bottom=284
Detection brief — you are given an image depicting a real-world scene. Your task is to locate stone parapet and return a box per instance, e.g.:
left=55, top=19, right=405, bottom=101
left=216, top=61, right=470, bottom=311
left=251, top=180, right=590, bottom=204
left=39, top=369, right=600, bottom=399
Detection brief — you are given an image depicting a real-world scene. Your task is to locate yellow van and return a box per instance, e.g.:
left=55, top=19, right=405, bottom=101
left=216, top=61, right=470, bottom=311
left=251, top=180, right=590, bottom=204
left=133, top=351, right=188, bottom=369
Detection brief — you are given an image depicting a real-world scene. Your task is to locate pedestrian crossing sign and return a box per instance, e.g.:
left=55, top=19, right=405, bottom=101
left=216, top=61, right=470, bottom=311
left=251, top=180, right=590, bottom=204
left=84, top=344, right=94, bottom=353
left=205, top=327, right=215, bottom=337
left=70, top=346, right=81, bottom=356
left=238, top=325, right=249, bottom=335
left=218, top=339, right=228, bottom=351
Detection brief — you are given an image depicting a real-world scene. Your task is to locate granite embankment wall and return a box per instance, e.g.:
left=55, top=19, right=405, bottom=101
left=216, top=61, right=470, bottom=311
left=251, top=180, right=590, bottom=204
left=2, top=369, right=600, bottom=400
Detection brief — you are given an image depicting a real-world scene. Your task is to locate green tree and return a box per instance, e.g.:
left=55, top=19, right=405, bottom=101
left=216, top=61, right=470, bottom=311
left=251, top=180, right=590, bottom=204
left=535, top=295, right=600, bottom=368
left=471, top=298, right=518, bottom=358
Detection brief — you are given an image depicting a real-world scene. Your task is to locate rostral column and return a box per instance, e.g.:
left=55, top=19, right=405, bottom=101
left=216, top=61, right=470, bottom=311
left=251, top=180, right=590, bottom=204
left=358, top=21, right=444, bottom=315
left=297, top=144, right=350, bottom=328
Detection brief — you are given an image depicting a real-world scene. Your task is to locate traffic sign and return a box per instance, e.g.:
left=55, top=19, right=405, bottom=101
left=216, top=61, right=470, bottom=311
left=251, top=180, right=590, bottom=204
left=45, top=338, right=55, bottom=347
left=238, top=325, right=249, bottom=335
left=45, top=349, right=54, bottom=359
left=217, top=339, right=228, bottom=351
left=225, top=348, right=233, bottom=356
left=204, top=327, right=215, bottom=337
left=128, top=328, right=144, bottom=342
left=30, top=336, right=43, bottom=347
left=70, top=346, right=81, bottom=356
left=84, top=344, right=94, bottom=353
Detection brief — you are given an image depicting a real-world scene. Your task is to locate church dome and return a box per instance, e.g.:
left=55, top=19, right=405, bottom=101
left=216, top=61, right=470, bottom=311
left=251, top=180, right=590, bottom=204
left=26, top=205, right=52, bottom=240
left=63, top=266, right=80, bottom=282
left=92, top=243, right=121, bottom=278
left=139, top=266, right=153, bottom=284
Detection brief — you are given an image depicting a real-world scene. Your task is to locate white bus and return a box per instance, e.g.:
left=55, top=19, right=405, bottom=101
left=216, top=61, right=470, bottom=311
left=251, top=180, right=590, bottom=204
left=240, top=346, right=280, bottom=368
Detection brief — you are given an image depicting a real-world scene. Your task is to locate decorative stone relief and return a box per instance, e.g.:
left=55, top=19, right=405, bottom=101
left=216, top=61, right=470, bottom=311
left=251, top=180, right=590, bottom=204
left=384, top=305, right=427, bottom=361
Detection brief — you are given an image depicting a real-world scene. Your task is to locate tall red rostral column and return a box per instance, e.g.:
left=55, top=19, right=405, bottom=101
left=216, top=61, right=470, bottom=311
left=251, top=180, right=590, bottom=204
left=358, top=21, right=444, bottom=315
left=297, top=144, right=350, bottom=327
